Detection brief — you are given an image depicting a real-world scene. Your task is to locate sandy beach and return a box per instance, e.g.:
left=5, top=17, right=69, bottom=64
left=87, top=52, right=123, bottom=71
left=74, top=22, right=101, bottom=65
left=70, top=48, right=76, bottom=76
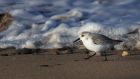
left=0, top=48, right=140, bottom=79
left=0, top=0, right=140, bottom=79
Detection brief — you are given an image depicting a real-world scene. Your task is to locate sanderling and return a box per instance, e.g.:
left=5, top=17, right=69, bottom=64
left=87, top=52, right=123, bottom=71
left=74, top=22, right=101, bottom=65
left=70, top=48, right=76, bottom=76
left=74, top=31, right=122, bottom=61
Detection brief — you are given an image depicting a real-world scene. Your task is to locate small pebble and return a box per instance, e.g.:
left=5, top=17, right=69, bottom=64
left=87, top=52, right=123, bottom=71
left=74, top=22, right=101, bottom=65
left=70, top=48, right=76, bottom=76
left=122, top=51, right=129, bottom=57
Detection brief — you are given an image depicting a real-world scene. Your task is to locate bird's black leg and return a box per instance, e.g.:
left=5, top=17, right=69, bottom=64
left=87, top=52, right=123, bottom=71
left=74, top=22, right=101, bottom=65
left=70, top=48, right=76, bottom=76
left=84, top=52, right=96, bottom=60
left=104, top=51, right=108, bottom=61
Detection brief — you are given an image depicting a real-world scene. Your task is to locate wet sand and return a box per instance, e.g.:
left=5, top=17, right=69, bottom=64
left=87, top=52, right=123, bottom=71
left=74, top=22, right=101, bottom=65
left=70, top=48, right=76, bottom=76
left=0, top=48, right=140, bottom=79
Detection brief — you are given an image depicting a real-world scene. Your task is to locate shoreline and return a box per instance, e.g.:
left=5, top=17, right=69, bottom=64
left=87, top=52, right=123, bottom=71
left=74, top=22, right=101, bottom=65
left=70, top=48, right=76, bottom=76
left=0, top=48, right=140, bottom=79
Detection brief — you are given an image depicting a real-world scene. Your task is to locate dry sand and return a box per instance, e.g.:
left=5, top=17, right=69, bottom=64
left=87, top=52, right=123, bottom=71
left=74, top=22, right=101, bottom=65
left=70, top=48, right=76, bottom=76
left=0, top=48, right=140, bottom=79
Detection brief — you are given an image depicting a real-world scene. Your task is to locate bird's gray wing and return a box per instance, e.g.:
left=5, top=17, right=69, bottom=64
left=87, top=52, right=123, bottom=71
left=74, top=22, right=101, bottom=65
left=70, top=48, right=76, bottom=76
left=92, top=34, right=122, bottom=45
left=91, top=34, right=113, bottom=45
left=92, top=36, right=106, bottom=45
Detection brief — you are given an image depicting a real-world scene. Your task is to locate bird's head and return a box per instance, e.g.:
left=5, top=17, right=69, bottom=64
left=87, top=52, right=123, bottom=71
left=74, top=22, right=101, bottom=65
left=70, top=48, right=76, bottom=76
left=73, top=31, right=92, bottom=43
left=80, top=31, right=92, bottom=39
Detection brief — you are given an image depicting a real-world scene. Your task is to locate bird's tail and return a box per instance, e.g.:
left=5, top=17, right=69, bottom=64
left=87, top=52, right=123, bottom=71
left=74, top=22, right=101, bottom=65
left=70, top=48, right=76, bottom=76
left=114, top=39, right=123, bottom=44
left=115, top=40, right=123, bottom=42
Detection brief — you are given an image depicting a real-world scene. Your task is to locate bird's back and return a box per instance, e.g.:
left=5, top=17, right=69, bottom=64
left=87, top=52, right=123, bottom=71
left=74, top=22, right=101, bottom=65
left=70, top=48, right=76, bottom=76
left=91, top=33, right=122, bottom=45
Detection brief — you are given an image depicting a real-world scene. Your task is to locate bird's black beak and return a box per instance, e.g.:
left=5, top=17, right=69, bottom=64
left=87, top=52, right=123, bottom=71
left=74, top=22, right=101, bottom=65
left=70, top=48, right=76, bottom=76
left=73, top=38, right=80, bottom=43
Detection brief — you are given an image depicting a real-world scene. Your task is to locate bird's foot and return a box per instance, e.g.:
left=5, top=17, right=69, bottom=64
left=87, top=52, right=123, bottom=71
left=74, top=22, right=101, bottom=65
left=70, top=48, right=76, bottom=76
left=84, top=53, right=96, bottom=60
left=84, top=56, right=91, bottom=60
left=104, top=55, right=108, bottom=61
left=104, top=58, right=108, bottom=61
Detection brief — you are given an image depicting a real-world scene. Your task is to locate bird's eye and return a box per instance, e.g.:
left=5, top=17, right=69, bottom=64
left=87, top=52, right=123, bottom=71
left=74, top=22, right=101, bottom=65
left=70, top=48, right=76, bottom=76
left=81, top=34, right=84, bottom=37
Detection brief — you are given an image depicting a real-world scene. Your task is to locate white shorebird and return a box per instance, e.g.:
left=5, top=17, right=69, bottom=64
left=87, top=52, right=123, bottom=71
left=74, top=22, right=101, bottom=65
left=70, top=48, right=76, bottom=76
left=73, top=31, right=122, bottom=61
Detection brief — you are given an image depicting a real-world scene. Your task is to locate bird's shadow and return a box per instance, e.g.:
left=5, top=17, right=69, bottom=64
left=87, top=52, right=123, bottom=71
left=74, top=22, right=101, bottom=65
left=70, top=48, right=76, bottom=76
left=40, top=64, right=63, bottom=68
left=73, top=59, right=85, bottom=61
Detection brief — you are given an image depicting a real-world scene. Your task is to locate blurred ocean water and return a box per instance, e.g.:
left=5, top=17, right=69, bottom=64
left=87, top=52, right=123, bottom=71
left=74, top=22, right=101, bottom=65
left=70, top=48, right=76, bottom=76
left=0, top=0, right=140, bottom=49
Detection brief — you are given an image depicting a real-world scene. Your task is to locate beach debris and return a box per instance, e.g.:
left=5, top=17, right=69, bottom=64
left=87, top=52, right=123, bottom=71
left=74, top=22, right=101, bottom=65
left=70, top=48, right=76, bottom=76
left=135, top=41, right=140, bottom=50
left=0, top=13, right=13, bottom=32
left=122, top=51, right=129, bottom=57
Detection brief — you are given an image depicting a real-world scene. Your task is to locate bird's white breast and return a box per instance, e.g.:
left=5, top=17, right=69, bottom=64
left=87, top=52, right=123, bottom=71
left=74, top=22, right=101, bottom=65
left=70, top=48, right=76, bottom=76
left=81, top=37, right=104, bottom=52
